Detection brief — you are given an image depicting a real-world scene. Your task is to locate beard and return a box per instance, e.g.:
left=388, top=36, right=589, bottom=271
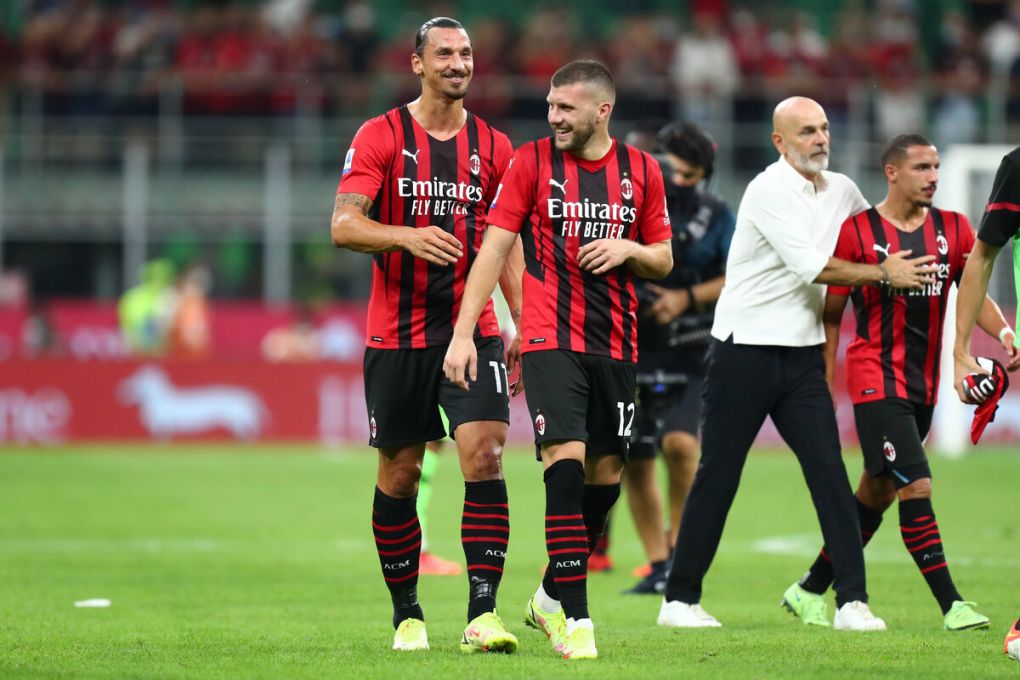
left=553, top=115, right=597, bottom=152
left=789, top=147, right=829, bottom=174
left=438, top=71, right=470, bottom=100
left=442, top=87, right=468, bottom=100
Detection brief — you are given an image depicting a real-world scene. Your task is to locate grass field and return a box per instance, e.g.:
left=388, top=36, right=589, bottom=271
left=1, top=444, right=1018, bottom=678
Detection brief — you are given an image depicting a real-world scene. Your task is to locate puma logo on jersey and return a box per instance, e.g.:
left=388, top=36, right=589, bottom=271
left=548, top=177, right=569, bottom=194
left=402, top=149, right=420, bottom=164
left=872, top=243, right=891, bottom=257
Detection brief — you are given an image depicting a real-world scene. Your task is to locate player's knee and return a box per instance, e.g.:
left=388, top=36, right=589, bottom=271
left=856, top=475, right=896, bottom=510
left=465, top=440, right=504, bottom=480
left=662, top=431, right=699, bottom=464
left=897, top=477, right=932, bottom=500
left=383, top=464, right=422, bottom=496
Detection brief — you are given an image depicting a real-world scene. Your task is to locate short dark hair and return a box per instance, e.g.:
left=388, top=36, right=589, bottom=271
left=657, top=121, right=717, bottom=179
left=880, top=133, right=934, bottom=168
left=414, top=17, right=464, bottom=57
left=550, top=59, right=616, bottom=100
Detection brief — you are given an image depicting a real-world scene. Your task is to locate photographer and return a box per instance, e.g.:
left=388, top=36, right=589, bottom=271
left=623, top=122, right=735, bottom=594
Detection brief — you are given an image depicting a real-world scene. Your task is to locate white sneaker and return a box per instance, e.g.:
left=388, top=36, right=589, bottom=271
left=833, top=601, right=886, bottom=631
left=657, top=599, right=722, bottom=628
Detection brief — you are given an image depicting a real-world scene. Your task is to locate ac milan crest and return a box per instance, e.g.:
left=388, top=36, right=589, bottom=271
left=936, top=234, right=948, bottom=255
left=621, top=177, right=633, bottom=200
left=883, top=440, right=896, bottom=462
left=534, top=413, right=546, bottom=436
left=469, top=153, right=481, bottom=176
left=370, top=415, right=378, bottom=440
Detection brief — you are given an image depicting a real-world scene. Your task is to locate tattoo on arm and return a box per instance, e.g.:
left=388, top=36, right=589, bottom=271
left=335, top=193, right=373, bottom=215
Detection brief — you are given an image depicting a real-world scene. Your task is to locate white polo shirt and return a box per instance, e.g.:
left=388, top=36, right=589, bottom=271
left=712, top=156, right=869, bottom=346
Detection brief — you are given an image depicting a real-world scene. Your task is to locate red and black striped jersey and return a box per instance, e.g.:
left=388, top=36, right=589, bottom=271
left=830, top=207, right=975, bottom=405
left=337, top=105, right=513, bottom=349
left=977, top=146, right=1020, bottom=247
left=486, top=138, right=671, bottom=362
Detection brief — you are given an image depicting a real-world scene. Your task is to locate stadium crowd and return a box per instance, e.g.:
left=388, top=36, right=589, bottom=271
left=1, top=0, right=1020, bottom=143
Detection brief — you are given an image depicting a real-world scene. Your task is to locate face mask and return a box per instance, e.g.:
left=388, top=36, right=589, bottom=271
left=668, top=184, right=697, bottom=210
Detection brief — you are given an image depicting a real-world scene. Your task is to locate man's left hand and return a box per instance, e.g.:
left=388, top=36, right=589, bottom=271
left=999, top=329, right=1020, bottom=372
left=578, top=239, right=635, bottom=275
left=506, top=333, right=524, bottom=396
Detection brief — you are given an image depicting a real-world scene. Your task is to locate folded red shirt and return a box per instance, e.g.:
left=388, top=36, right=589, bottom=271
left=971, top=358, right=1009, bottom=444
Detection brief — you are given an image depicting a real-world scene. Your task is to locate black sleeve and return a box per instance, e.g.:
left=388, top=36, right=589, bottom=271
left=977, top=147, right=1020, bottom=247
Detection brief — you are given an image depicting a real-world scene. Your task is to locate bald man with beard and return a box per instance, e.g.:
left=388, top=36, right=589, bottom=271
left=656, top=97, right=938, bottom=631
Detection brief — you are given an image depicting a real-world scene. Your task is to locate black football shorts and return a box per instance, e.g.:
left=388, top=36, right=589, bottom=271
left=853, top=398, right=934, bottom=488
left=363, top=336, right=510, bottom=449
left=521, top=349, right=636, bottom=459
left=630, top=374, right=704, bottom=460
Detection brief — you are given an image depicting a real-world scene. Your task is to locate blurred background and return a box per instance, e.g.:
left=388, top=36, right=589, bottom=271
left=0, top=0, right=1018, bottom=447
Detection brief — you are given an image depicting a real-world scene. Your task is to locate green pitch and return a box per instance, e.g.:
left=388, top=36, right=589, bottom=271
left=1, top=445, right=1018, bottom=678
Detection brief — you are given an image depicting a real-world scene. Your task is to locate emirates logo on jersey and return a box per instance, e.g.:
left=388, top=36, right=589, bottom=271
left=883, top=440, right=896, bottom=462
left=469, top=153, right=481, bottom=176
left=937, top=234, right=949, bottom=255
left=370, top=415, right=378, bottom=440
left=535, top=413, right=546, bottom=436
left=621, top=177, right=633, bottom=200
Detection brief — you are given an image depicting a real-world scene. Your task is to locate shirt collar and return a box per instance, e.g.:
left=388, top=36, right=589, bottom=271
left=776, top=155, right=828, bottom=194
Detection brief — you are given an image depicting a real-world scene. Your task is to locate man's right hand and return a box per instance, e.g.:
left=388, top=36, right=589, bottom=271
left=882, top=250, right=937, bottom=289
left=403, top=226, right=463, bottom=266
left=444, top=334, right=477, bottom=391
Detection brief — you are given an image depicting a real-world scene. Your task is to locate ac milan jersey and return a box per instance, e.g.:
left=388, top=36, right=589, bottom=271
left=830, top=207, right=975, bottom=405
left=337, top=105, right=513, bottom=349
left=486, top=137, right=671, bottom=362
left=976, top=146, right=1020, bottom=247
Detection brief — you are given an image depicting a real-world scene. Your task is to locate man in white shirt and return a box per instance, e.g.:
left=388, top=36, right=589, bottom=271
left=656, top=97, right=937, bottom=631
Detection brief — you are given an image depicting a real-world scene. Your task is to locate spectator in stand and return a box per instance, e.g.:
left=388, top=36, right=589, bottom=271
left=118, top=259, right=176, bottom=357
left=933, top=10, right=989, bottom=145
left=261, top=306, right=321, bottom=363
left=874, top=57, right=925, bottom=140
left=21, top=298, right=64, bottom=358
left=175, top=5, right=221, bottom=115
left=464, top=17, right=514, bottom=119
left=109, top=5, right=178, bottom=117
left=271, top=11, right=334, bottom=115
left=982, top=0, right=1020, bottom=74
left=671, top=9, right=739, bottom=126
left=607, top=15, right=676, bottom=121
left=760, top=11, right=827, bottom=100
left=821, top=10, right=872, bottom=121
left=168, top=263, right=212, bottom=360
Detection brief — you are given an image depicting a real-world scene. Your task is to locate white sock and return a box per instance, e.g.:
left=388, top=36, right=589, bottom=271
left=535, top=584, right=561, bottom=613
left=565, top=617, right=594, bottom=636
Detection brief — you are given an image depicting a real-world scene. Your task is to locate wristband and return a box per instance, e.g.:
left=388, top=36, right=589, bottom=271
left=877, top=263, right=890, bottom=287
left=999, top=326, right=1014, bottom=343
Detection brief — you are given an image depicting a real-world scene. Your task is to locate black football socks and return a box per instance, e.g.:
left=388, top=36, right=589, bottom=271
left=899, top=498, right=961, bottom=614
left=461, top=479, right=509, bottom=621
left=801, top=498, right=883, bottom=595
left=542, top=459, right=589, bottom=620
left=372, top=487, right=424, bottom=628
